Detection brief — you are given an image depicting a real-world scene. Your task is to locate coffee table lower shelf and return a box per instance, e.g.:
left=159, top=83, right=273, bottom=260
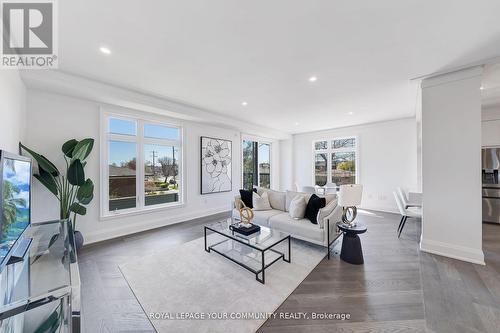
left=204, top=227, right=291, bottom=284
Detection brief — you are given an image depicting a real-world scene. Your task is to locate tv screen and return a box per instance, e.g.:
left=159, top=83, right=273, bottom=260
left=0, top=151, right=31, bottom=269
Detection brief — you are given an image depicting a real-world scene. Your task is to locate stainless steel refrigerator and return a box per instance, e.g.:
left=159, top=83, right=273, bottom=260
left=482, top=147, right=500, bottom=224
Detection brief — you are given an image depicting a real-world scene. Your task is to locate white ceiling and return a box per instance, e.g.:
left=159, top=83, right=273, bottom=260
left=58, top=1, right=500, bottom=134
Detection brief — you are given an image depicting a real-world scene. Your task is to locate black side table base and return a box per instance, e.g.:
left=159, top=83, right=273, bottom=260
left=340, top=234, right=364, bottom=265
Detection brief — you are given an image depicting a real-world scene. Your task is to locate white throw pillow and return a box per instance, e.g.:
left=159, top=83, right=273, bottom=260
left=288, top=195, right=307, bottom=219
left=286, top=190, right=313, bottom=212
left=253, top=191, right=272, bottom=211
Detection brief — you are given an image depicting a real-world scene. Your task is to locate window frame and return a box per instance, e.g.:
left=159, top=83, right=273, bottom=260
left=312, top=135, right=359, bottom=186
left=100, top=108, right=184, bottom=219
left=241, top=135, right=273, bottom=189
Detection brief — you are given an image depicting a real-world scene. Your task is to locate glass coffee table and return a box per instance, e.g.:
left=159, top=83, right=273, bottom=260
left=204, top=218, right=291, bottom=284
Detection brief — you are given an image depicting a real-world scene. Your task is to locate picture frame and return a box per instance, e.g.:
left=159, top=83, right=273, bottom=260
left=200, top=136, right=232, bottom=194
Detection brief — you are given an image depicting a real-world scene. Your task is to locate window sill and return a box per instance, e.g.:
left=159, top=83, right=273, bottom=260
left=100, top=202, right=185, bottom=221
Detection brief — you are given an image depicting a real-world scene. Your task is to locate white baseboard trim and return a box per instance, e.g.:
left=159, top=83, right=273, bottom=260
left=83, top=206, right=229, bottom=245
left=419, top=238, right=485, bottom=265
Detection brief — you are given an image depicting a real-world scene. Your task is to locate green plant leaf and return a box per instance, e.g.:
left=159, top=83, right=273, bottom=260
left=77, top=179, right=94, bottom=201
left=62, top=139, right=79, bottom=158
left=79, top=193, right=94, bottom=205
left=34, top=168, right=58, bottom=196
left=70, top=202, right=87, bottom=215
left=40, top=156, right=60, bottom=177
left=19, top=143, right=59, bottom=176
left=67, top=159, right=85, bottom=186
left=71, top=138, right=94, bottom=162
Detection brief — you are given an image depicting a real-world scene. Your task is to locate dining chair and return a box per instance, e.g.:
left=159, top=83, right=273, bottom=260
left=393, top=191, right=422, bottom=238
left=324, top=182, right=337, bottom=194
left=314, top=185, right=325, bottom=195
left=325, top=187, right=337, bottom=195
left=302, top=186, right=317, bottom=194
left=397, top=187, right=421, bottom=209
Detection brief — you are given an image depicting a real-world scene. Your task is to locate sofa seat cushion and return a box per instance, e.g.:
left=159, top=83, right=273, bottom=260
left=268, top=213, right=324, bottom=244
left=232, top=209, right=282, bottom=227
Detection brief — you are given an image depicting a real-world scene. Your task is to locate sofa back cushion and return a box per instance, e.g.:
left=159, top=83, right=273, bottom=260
left=323, top=194, right=337, bottom=204
left=253, top=191, right=272, bottom=211
left=268, top=190, right=286, bottom=211
left=286, top=190, right=313, bottom=212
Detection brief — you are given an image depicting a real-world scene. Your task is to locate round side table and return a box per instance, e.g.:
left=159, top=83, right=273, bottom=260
left=337, top=222, right=367, bottom=265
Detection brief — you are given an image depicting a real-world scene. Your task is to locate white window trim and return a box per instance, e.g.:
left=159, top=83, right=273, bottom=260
left=312, top=136, right=359, bottom=186
left=100, top=107, right=185, bottom=220
left=241, top=134, right=273, bottom=189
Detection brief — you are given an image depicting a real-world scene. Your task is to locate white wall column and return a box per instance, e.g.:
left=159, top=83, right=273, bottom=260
left=279, top=137, right=294, bottom=191
left=420, top=66, right=484, bottom=265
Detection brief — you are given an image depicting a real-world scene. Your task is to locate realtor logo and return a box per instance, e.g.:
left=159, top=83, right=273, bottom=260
left=1, top=0, right=58, bottom=68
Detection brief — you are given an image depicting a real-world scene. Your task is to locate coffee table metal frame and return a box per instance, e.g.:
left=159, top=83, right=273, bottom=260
left=204, top=224, right=291, bottom=284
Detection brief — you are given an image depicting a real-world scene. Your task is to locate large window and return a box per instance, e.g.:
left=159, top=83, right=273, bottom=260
left=102, top=113, right=182, bottom=216
left=242, top=139, right=271, bottom=190
left=314, top=137, right=357, bottom=186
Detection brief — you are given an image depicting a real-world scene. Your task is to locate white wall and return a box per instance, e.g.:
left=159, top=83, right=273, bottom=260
left=420, top=66, right=484, bottom=265
left=25, top=90, right=244, bottom=244
left=287, top=118, right=418, bottom=212
left=0, top=70, right=26, bottom=152
left=482, top=105, right=500, bottom=147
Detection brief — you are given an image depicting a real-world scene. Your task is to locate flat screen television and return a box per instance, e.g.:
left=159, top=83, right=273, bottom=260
left=0, top=150, right=32, bottom=272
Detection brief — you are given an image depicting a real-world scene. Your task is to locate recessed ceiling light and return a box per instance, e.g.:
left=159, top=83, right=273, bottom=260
left=294, top=122, right=299, bottom=126
left=480, top=86, right=484, bottom=90
left=308, top=76, right=318, bottom=82
left=241, top=101, right=248, bottom=106
left=348, top=112, right=354, bottom=115
left=99, top=46, right=111, bottom=55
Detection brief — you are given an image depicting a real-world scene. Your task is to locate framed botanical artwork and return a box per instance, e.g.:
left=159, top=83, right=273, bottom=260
left=200, top=136, right=232, bottom=194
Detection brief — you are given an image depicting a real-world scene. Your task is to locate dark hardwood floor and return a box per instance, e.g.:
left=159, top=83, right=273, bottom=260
left=78, top=211, right=500, bottom=333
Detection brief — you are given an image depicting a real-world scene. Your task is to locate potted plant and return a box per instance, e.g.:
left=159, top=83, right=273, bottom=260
left=19, top=138, right=94, bottom=250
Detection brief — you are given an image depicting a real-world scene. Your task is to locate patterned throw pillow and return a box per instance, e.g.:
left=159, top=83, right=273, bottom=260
left=253, top=191, right=272, bottom=211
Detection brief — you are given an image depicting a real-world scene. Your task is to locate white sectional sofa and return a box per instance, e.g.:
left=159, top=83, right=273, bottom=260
left=232, top=188, right=343, bottom=259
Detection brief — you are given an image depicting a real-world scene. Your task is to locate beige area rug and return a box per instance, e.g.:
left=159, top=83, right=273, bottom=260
left=119, top=234, right=325, bottom=333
